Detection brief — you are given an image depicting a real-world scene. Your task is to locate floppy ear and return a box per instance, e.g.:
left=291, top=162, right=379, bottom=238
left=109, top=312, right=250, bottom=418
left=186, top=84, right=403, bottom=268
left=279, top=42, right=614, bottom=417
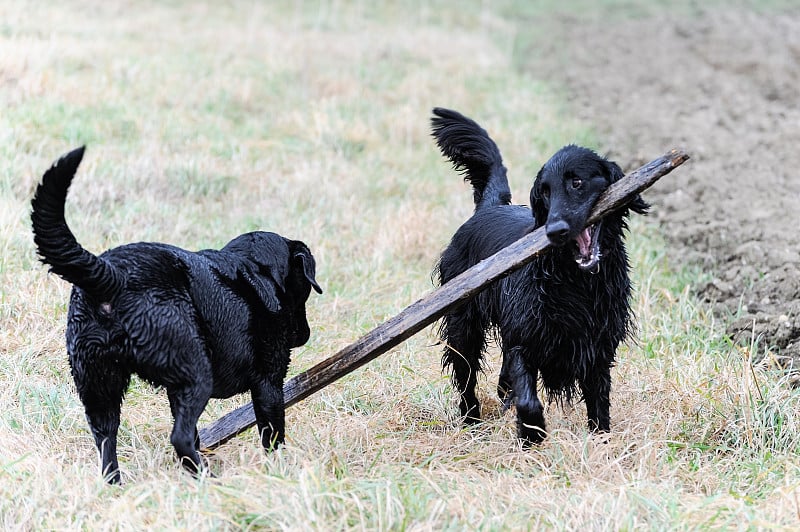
left=217, top=264, right=282, bottom=313
left=247, top=268, right=283, bottom=313
left=291, top=243, right=323, bottom=294
left=603, top=158, right=625, bottom=185
left=603, top=159, right=649, bottom=215
left=529, top=168, right=548, bottom=228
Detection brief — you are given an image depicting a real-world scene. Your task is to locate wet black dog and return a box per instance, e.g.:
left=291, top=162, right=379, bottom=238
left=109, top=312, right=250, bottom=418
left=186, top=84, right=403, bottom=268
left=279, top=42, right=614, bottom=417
left=432, top=108, right=648, bottom=445
left=31, top=147, right=322, bottom=483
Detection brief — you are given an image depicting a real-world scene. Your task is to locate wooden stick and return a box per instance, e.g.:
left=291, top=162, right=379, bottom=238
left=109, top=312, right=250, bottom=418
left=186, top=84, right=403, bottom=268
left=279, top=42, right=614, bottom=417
left=199, top=148, right=690, bottom=450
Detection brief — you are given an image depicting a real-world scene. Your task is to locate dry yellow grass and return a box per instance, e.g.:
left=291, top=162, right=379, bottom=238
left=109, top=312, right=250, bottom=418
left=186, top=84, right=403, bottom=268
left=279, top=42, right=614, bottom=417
left=2, top=0, right=799, bottom=529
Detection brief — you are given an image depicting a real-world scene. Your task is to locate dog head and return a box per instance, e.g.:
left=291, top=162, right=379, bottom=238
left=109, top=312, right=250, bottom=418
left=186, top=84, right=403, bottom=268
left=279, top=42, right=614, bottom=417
left=530, top=145, right=648, bottom=271
left=285, top=240, right=323, bottom=347
left=223, top=232, right=322, bottom=347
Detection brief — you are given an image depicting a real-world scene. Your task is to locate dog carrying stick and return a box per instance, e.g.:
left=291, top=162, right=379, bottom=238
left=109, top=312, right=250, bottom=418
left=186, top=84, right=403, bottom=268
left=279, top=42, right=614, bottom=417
left=199, top=148, right=689, bottom=450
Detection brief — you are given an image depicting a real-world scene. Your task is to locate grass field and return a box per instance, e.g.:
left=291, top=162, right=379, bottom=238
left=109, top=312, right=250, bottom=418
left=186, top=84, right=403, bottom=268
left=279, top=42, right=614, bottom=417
left=2, top=0, right=799, bottom=529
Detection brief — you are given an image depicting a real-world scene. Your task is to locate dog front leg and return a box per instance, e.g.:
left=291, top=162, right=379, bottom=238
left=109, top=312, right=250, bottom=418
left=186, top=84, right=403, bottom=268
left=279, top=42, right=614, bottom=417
left=580, top=363, right=611, bottom=432
left=507, top=348, right=546, bottom=446
left=251, top=380, right=285, bottom=451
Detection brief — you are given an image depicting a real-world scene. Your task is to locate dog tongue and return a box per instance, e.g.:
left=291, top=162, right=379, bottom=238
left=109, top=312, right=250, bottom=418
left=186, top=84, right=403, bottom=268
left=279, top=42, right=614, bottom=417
left=576, top=227, right=592, bottom=257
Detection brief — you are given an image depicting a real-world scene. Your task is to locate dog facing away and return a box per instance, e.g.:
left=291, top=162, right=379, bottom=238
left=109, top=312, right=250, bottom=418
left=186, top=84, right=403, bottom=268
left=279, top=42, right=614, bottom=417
left=30, top=147, right=322, bottom=483
left=432, top=108, right=648, bottom=445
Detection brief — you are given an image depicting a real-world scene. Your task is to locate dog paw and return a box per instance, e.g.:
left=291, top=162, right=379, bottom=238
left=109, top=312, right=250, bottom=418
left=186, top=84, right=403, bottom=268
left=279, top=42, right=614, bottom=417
left=517, top=421, right=547, bottom=447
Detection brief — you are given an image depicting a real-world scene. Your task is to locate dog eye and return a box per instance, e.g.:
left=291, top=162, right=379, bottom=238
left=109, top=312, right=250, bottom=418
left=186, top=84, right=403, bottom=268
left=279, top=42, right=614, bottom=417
left=571, top=178, right=583, bottom=189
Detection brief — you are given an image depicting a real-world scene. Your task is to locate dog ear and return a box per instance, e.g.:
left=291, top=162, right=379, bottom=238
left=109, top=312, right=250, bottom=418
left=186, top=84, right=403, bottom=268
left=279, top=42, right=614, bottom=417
left=529, top=168, right=548, bottom=228
left=248, top=268, right=283, bottom=313
left=603, top=158, right=625, bottom=185
left=291, top=243, right=323, bottom=294
left=603, top=159, right=650, bottom=215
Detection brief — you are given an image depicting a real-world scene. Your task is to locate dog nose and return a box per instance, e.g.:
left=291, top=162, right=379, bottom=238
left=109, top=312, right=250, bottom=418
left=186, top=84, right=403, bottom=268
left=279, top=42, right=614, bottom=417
left=546, top=220, right=570, bottom=245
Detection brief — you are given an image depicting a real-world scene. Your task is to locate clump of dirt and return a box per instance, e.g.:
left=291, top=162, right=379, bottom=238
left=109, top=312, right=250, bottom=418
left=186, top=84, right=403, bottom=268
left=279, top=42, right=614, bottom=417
left=521, top=5, right=800, bottom=363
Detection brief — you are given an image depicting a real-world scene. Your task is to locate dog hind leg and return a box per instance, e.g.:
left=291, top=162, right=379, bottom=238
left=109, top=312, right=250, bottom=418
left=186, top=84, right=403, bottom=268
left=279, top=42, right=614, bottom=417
left=497, top=353, right=514, bottom=412
left=441, top=309, right=486, bottom=424
left=73, top=363, right=130, bottom=484
left=83, top=395, right=126, bottom=484
left=167, top=384, right=212, bottom=477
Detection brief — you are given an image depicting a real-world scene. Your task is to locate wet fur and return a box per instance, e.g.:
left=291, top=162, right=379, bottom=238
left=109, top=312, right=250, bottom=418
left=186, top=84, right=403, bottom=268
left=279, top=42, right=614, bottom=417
left=432, top=108, right=648, bottom=445
left=31, top=147, right=322, bottom=483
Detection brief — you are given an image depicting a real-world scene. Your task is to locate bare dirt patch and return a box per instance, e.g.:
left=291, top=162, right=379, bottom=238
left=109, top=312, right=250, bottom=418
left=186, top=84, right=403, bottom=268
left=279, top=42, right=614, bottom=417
left=520, top=5, right=800, bottom=363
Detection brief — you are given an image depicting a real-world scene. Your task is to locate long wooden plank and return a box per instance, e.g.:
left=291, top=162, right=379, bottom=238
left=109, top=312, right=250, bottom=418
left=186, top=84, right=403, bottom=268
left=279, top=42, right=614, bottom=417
left=199, top=148, right=690, bottom=450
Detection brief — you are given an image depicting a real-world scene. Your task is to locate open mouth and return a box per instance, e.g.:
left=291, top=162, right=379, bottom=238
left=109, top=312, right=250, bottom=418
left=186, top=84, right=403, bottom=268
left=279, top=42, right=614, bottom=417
left=573, top=221, right=602, bottom=273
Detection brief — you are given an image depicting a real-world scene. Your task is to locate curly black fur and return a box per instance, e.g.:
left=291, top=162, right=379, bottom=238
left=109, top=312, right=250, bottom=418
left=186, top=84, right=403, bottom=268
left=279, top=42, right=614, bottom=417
left=432, top=108, right=648, bottom=445
left=31, top=147, right=322, bottom=483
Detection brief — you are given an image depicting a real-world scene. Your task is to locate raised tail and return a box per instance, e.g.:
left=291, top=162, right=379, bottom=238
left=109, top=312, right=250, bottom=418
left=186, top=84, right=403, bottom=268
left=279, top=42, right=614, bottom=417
left=431, top=107, right=511, bottom=209
left=31, top=146, right=123, bottom=302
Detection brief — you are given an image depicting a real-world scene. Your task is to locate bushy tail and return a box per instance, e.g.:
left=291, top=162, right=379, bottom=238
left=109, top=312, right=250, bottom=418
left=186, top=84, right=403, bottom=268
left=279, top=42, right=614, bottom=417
left=31, top=146, right=123, bottom=302
left=430, top=107, right=511, bottom=209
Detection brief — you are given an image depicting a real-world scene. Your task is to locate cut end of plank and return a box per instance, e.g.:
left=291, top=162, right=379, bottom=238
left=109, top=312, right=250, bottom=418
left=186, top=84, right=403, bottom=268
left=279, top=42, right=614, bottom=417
left=670, top=148, right=690, bottom=161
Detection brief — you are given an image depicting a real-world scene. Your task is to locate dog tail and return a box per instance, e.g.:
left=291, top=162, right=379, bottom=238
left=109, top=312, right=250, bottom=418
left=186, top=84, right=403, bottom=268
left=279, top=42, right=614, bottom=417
left=431, top=107, right=511, bottom=209
left=31, top=146, right=123, bottom=302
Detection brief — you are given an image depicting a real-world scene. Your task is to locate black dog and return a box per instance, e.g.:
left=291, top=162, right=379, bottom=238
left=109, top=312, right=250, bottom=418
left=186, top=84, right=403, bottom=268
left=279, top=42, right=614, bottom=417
left=31, top=147, right=322, bottom=483
left=432, top=108, right=647, bottom=445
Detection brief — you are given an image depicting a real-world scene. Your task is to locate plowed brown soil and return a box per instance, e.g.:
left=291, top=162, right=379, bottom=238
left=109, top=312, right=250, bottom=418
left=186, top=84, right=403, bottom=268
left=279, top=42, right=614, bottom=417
left=519, top=4, right=800, bottom=363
